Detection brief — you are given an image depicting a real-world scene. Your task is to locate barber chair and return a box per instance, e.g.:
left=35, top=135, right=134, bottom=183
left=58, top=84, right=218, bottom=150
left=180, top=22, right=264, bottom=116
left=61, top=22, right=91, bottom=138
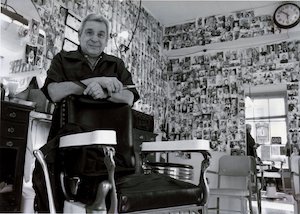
left=34, top=95, right=211, bottom=213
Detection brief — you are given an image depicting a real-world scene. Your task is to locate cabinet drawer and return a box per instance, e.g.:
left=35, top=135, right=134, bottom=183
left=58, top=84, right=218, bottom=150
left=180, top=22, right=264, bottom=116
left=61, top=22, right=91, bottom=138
left=1, top=121, right=28, bottom=139
left=0, top=138, right=25, bottom=148
left=1, top=104, right=29, bottom=122
left=0, top=192, right=17, bottom=212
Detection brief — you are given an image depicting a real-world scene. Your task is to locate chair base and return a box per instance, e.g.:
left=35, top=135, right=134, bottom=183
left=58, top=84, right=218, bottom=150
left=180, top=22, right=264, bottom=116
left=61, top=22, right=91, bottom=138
left=64, top=200, right=204, bottom=214
left=125, top=204, right=204, bottom=213
left=63, top=201, right=87, bottom=213
left=64, top=200, right=108, bottom=214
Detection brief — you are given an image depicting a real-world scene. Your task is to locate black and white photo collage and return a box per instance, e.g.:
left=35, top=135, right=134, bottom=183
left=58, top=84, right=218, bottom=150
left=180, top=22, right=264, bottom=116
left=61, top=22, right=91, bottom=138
left=10, top=18, right=45, bottom=74
left=163, top=10, right=275, bottom=50
left=32, top=0, right=169, bottom=133
left=33, top=0, right=68, bottom=68
left=166, top=39, right=300, bottom=155
left=288, top=82, right=300, bottom=154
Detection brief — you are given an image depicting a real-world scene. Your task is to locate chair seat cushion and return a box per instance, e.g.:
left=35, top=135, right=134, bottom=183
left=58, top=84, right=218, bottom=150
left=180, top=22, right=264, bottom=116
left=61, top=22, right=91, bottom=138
left=116, top=173, right=202, bottom=213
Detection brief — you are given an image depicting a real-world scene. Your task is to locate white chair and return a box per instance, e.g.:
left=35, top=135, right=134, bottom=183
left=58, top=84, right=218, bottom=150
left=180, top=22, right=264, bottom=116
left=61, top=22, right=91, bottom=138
left=290, top=155, right=300, bottom=214
left=207, top=155, right=261, bottom=214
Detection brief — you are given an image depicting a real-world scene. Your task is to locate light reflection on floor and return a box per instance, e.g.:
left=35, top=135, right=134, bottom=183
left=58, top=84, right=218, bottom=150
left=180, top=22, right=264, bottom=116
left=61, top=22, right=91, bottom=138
left=253, top=193, right=294, bottom=214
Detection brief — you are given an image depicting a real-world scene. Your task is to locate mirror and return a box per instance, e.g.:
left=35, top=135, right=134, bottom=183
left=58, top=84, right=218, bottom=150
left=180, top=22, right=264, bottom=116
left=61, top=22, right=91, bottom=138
left=0, top=0, right=46, bottom=95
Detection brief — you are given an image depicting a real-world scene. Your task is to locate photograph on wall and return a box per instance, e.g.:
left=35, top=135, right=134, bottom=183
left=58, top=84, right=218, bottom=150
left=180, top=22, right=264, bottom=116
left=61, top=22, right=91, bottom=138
left=29, top=19, right=40, bottom=35
left=28, top=19, right=40, bottom=45
left=25, top=44, right=37, bottom=66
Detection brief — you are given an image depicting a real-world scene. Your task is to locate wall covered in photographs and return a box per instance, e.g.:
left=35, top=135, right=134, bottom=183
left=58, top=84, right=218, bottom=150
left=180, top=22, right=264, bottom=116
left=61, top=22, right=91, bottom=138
left=162, top=5, right=300, bottom=155
left=32, top=0, right=168, bottom=133
left=8, top=18, right=46, bottom=75
left=166, top=39, right=300, bottom=155
left=163, top=9, right=277, bottom=51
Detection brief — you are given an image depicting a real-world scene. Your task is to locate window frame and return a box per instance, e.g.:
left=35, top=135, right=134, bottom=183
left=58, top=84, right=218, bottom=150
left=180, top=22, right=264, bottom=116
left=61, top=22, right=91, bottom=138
left=245, top=91, right=288, bottom=145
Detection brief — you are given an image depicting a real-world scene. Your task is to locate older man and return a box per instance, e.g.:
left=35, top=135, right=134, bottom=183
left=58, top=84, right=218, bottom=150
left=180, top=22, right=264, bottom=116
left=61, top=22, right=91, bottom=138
left=43, top=14, right=139, bottom=104
left=33, top=14, right=139, bottom=212
left=41, top=13, right=140, bottom=146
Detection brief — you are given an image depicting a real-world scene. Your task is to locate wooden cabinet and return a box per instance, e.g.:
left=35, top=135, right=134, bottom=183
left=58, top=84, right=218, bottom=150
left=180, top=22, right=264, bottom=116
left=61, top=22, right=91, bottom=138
left=0, top=101, right=34, bottom=212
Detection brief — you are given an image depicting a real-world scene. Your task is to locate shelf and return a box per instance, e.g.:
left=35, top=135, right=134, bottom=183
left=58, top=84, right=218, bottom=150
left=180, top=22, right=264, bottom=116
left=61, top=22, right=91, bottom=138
left=164, top=31, right=300, bottom=58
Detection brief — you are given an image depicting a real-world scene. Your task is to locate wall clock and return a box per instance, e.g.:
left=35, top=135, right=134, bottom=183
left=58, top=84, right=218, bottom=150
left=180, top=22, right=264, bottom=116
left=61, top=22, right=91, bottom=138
left=273, top=3, right=300, bottom=29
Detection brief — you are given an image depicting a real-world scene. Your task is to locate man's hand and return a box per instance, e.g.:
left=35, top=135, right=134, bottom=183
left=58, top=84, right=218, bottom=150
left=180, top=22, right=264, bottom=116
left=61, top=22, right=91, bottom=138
left=81, top=77, right=134, bottom=104
left=83, top=82, right=108, bottom=100
left=97, top=77, right=123, bottom=96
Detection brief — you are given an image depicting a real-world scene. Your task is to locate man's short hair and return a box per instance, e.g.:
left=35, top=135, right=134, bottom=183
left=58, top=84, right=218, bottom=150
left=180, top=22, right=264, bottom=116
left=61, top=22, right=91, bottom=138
left=78, top=14, right=110, bottom=38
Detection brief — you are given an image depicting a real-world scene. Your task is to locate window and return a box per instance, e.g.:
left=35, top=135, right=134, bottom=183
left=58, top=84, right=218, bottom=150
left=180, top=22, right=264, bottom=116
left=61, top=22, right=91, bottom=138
left=245, top=91, right=288, bottom=167
left=245, top=96, right=287, bottom=145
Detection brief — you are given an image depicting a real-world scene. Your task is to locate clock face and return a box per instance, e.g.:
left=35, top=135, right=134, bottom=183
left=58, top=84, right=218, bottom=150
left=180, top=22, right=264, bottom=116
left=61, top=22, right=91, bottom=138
left=274, top=3, right=300, bottom=29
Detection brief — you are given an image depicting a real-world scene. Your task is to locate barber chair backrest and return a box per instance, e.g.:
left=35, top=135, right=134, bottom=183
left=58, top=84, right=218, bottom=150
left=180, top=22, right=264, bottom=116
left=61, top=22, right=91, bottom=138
left=59, top=95, right=135, bottom=169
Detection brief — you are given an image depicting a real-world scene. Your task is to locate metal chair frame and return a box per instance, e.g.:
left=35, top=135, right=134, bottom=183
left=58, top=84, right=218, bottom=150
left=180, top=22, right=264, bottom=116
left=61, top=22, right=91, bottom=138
left=207, top=155, right=261, bottom=214
left=290, top=155, right=300, bottom=214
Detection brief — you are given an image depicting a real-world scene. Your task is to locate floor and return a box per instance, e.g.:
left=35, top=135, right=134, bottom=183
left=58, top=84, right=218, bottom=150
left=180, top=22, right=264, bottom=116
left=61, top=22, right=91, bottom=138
left=207, top=192, right=295, bottom=214
left=23, top=181, right=295, bottom=214
left=253, top=192, right=294, bottom=214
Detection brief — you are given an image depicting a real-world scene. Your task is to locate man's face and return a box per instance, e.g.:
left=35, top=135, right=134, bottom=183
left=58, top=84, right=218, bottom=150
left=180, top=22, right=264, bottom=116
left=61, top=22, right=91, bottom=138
left=79, top=21, right=108, bottom=57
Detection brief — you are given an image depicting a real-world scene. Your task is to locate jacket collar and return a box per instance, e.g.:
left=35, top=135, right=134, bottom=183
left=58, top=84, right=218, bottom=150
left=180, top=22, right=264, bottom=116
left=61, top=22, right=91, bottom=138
left=62, top=46, right=115, bottom=62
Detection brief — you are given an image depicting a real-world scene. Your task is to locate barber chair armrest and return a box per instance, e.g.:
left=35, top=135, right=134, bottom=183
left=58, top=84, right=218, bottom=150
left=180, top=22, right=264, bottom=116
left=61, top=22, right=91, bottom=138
left=141, top=139, right=210, bottom=152
left=59, top=130, right=117, bottom=148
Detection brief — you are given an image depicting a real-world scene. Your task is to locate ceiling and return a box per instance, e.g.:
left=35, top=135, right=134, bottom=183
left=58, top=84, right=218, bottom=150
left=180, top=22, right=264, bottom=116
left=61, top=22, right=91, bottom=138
left=141, top=0, right=281, bottom=26
left=1, top=0, right=40, bottom=21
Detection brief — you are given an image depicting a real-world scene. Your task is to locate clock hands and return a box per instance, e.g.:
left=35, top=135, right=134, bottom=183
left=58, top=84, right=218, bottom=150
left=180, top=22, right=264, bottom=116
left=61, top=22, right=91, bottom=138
left=280, top=10, right=289, bottom=18
left=279, top=10, right=291, bottom=24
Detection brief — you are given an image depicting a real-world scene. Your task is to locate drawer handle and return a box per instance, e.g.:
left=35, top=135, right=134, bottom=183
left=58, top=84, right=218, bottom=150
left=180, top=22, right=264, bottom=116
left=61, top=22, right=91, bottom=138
left=6, top=141, right=13, bottom=147
left=9, top=112, right=17, bottom=118
left=8, top=127, right=15, bottom=133
left=139, top=135, right=144, bottom=140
